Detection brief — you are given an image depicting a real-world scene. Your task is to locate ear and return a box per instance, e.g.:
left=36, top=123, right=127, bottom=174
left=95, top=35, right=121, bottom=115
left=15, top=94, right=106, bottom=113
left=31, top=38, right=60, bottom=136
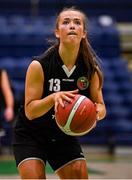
left=55, top=29, right=60, bottom=39
left=82, top=31, right=87, bottom=39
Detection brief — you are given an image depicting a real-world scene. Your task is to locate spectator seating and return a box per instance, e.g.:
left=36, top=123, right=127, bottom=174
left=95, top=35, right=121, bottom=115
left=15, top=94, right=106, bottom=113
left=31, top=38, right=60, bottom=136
left=0, top=0, right=132, bottom=22
left=79, top=17, right=132, bottom=145
left=0, top=14, right=132, bottom=146
left=0, top=57, right=31, bottom=103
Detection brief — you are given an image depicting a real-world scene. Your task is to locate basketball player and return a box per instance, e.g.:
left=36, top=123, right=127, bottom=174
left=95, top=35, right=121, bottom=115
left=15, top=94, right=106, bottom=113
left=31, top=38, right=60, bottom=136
left=0, top=69, right=14, bottom=135
left=13, top=7, right=106, bottom=179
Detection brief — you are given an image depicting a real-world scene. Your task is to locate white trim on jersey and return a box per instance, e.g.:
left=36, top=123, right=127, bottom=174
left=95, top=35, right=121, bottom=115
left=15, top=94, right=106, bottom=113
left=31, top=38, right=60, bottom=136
left=62, top=65, right=76, bottom=77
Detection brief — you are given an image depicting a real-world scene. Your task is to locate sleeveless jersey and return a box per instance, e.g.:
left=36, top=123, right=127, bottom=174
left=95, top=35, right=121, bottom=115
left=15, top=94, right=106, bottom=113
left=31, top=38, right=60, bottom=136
left=13, top=46, right=92, bottom=144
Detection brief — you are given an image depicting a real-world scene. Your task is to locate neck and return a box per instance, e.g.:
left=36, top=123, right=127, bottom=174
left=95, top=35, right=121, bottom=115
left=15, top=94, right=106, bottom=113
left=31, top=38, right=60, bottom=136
left=59, top=44, right=80, bottom=69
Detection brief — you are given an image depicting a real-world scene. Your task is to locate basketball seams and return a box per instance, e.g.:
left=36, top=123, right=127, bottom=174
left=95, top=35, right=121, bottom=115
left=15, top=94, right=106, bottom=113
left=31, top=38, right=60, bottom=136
left=70, top=105, right=96, bottom=136
left=63, top=95, right=86, bottom=133
left=55, top=94, right=97, bottom=136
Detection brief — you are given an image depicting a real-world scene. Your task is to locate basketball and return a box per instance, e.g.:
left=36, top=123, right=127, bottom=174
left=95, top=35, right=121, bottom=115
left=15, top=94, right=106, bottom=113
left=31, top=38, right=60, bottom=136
left=55, top=94, right=97, bottom=136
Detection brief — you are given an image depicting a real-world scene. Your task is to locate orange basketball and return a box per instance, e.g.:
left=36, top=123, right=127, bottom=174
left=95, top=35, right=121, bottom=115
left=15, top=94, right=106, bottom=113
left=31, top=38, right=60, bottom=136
left=55, top=94, right=97, bottom=136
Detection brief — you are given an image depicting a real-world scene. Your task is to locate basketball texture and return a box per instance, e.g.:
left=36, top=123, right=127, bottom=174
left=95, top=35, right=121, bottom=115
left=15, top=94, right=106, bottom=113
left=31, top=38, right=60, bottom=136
left=55, top=94, right=97, bottom=136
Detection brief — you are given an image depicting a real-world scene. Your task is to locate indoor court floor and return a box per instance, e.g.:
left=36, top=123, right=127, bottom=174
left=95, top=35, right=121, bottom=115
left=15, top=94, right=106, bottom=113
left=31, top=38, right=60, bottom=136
left=0, top=145, right=132, bottom=179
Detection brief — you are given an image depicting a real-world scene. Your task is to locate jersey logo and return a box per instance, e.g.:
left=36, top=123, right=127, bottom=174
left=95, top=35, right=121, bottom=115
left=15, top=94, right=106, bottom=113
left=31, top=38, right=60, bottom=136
left=77, top=76, right=89, bottom=90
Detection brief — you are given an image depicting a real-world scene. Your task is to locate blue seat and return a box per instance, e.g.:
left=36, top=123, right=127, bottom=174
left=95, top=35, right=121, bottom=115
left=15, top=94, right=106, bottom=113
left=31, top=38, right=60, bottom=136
left=12, top=80, right=25, bottom=102
left=103, top=69, right=115, bottom=80
left=9, top=15, right=25, bottom=26
left=104, top=92, right=124, bottom=106
left=0, top=57, right=15, bottom=69
left=0, top=57, right=28, bottom=80
left=116, top=134, right=132, bottom=145
left=79, top=130, right=108, bottom=145
left=110, top=57, right=128, bottom=68
left=94, top=118, right=108, bottom=132
left=104, top=80, right=119, bottom=92
left=110, top=106, right=130, bottom=119
left=0, top=16, right=7, bottom=26
left=88, top=16, right=121, bottom=58
left=122, top=92, right=132, bottom=107
left=118, top=82, right=132, bottom=95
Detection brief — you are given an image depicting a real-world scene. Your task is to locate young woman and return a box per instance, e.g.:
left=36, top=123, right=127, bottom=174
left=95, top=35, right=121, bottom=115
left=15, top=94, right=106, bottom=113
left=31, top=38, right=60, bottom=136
left=13, top=7, right=106, bottom=179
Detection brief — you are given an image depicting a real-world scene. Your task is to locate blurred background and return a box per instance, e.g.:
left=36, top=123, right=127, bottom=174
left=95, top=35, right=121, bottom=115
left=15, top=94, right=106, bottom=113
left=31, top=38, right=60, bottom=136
left=0, top=0, right=132, bottom=179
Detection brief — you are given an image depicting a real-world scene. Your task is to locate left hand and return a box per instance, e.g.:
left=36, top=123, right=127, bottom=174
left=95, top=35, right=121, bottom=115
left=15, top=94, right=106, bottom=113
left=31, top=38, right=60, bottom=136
left=95, top=103, right=100, bottom=121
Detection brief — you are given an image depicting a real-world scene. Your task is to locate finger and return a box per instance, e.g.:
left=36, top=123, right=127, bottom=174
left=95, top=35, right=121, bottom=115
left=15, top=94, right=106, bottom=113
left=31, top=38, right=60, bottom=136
left=58, top=98, right=65, bottom=108
left=96, top=113, right=100, bottom=120
left=64, top=90, right=79, bottom=98
left=94, top=103, right=100, bottom=120
left=62, top=94, right=72, bottom=103
left=69, top=89, right=79, bottom=94
left=55, top=101, right=58, bottom=113
left=65, top=93, right=76, bottom=99
left=94, top=103, right=99, bottom=112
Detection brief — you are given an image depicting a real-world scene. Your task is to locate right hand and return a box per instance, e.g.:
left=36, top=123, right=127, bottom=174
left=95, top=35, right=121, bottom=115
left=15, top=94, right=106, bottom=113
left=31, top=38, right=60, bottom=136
left=4, top=107, right=14, bottom=122
left=54, top=89, right=79, bottom=112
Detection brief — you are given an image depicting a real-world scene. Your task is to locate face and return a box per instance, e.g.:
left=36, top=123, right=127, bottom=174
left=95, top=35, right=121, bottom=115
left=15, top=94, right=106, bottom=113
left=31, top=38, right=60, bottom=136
left=55, top=10, right=86, bottom=46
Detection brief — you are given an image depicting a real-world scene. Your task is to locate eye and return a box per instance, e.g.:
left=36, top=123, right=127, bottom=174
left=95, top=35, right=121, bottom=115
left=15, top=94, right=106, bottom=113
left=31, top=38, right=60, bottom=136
left=75, top=20, right=81, bottom=25
left=63, top=20, right=69, bottom=25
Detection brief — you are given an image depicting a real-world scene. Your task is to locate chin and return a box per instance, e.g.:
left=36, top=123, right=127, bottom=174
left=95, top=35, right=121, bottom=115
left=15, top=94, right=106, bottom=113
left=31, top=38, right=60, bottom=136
left=67, top=38, right=79, bottom=45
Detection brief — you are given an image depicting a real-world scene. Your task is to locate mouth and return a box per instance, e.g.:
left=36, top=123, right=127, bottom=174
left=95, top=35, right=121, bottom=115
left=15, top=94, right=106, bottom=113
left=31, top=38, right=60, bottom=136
left=67, top=31, right=77, bottom=36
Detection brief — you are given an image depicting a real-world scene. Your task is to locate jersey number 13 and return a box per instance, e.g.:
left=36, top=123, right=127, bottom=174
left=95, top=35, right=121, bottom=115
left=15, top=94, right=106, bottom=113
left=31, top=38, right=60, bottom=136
left=49, top=78, right=61, bottom=91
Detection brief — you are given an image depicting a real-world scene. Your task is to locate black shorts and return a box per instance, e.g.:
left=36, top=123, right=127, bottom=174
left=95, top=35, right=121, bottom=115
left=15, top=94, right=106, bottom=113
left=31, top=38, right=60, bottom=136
left=13, top=131, right=85, bottom=172
left=12, top=109, right=85, bottom=172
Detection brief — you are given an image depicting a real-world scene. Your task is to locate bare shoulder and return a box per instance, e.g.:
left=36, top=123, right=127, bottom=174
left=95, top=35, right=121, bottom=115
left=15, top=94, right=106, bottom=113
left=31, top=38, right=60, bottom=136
left=28, top=60, right=42, bottom=70
left=27, top=60, right=43, bottom=74
left=26, top=60, right=44, bottom=81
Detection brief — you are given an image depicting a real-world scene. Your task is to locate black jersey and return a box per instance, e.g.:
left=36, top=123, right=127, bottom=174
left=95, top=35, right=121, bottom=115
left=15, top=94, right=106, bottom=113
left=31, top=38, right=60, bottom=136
left=13, top=46, right=91, bottom=145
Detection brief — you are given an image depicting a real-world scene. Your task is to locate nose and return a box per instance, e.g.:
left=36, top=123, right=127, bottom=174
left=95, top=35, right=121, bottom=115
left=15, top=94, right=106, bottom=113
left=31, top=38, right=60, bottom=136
left=69, top=21, right=75, bottom=29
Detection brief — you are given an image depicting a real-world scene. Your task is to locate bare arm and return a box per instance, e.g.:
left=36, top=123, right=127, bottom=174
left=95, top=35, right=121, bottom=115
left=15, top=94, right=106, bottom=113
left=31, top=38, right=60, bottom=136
left=25, top=61, right=55, bottom=120
left=25, top=61, right=78, bottom=120
left=1, top=70, right=14, bottom=121
left=89, top=71, right=106, bottom=121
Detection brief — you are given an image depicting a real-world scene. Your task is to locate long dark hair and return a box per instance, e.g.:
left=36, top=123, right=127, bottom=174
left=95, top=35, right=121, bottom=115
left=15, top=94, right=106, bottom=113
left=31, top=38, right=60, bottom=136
left=47, top=7, right=103, bottom=89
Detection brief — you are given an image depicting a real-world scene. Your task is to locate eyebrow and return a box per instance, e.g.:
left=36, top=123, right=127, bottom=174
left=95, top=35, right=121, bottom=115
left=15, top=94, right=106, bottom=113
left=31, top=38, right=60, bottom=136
left=63, top=18, right=81, bottom=21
